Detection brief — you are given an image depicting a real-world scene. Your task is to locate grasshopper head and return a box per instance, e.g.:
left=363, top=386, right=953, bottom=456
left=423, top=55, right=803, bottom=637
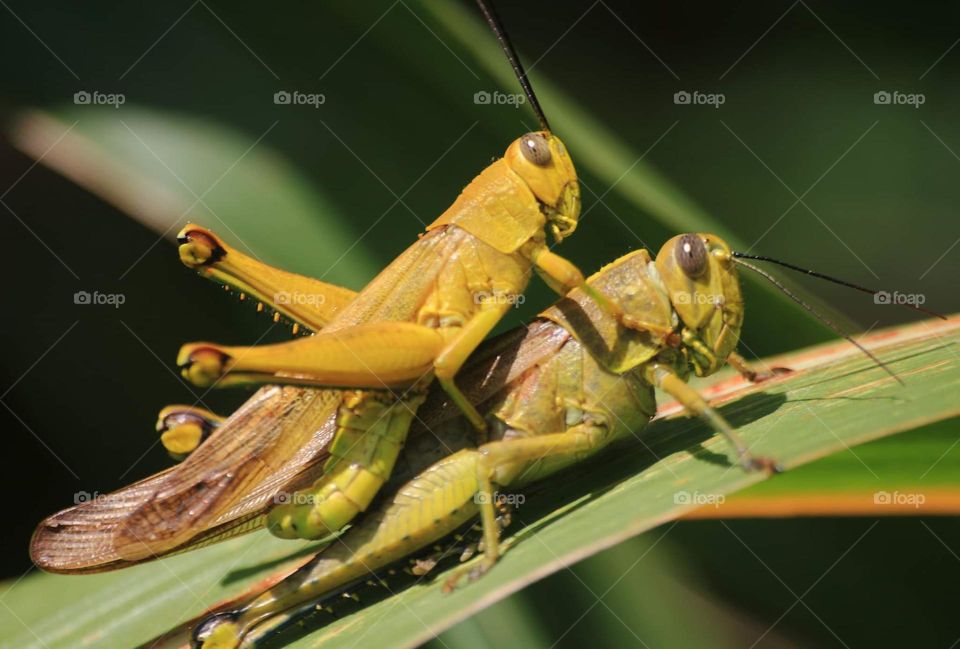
left=505, top=131, right=580, bottom=242
left=655, top=233, right=744, bottom=375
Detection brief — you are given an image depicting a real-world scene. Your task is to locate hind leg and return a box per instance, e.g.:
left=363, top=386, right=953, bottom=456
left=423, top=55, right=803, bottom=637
left=194, top=424, right=610, bottom=648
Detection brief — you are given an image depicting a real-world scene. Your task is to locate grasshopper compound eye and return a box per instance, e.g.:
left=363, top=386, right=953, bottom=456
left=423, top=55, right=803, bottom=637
left=676, top=234, right=707, bottom=278
left=520, top=133, right=551, bottom=166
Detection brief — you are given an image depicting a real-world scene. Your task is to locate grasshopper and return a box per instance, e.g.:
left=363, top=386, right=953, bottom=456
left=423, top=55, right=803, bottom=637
left=164, top=0, right=639, bottom=545
left=30, top=0, right=611, bottom=567
left=31, top=0, right=618, bottom=569
left=185, top=228, right=929, bottom=649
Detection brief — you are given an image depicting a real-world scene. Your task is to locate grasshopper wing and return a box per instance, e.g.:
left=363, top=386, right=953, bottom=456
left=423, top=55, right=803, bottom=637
left=30, top=385, right=339, bottom=573
left=31, top=320, right=569, bottom=573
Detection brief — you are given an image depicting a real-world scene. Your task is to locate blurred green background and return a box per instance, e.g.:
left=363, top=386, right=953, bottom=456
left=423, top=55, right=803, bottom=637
left=1, top=0, right=958, bottom=647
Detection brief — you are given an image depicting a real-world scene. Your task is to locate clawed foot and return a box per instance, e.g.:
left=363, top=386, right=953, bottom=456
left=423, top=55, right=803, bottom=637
left=441, top=503, right=513, bottom=592
left=740, top=454, right=784, bottom=475
left=442, top=556, right=495, bottom=593
left=743, top=366, right=792, bottom=384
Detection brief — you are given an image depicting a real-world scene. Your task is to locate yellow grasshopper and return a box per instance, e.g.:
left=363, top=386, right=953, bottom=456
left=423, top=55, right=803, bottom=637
left=165, top=0, right=640, bottom=545
left=30, top=0, right=623, bottom=570
left=185, top=230, right=930, bottom=649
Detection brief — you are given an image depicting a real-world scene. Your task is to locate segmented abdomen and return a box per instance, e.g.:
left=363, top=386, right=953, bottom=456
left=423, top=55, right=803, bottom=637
left=266, top=390, right=426, bottom=539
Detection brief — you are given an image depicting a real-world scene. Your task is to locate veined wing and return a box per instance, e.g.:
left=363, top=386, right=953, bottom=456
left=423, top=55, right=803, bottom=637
left=30, top=385, right=339, bottom=573
left=31, top=298, right=568, bottom=573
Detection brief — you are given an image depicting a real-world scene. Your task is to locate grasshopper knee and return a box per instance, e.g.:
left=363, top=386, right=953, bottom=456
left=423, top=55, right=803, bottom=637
left=178, top=345, right=232, bottom=387
left=156, top=405, right=222, bottom=461
left=177, top=225, right=226, bottom=269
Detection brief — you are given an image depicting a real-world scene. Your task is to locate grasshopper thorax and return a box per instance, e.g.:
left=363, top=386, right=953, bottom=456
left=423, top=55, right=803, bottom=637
left=426, top=131, right=580, bottom=254
left=655, top=233, right=744, bottom=376
left=504, top=131, right=580, bottom=243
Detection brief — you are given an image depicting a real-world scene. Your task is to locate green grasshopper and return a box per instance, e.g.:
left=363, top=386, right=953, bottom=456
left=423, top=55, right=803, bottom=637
left=186, top=229, right=927, bottom=649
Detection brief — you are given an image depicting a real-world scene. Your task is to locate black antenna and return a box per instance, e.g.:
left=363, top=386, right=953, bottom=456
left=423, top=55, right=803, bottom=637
left=733, top=252, right=945, bottom=320
left=733, top=258, right=905, bottom=386
left=476, top=0, right=551, bottom=132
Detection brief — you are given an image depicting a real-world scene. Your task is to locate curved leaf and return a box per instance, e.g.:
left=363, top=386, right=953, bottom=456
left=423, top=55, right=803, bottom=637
left=2, top=316, right=958, bottom=648
left=7, top=107, right=378, bottom=286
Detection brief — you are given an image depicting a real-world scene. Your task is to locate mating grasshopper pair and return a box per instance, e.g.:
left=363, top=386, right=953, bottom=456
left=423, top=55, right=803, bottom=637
left=33, top=223, right=785, bottom=647
left=30, top=1, right=930, bottom=647
left=184, top=229, right=792, bottom=648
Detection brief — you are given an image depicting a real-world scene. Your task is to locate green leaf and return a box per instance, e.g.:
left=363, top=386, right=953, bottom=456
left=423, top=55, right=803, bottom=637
left=6, top=107, right=379, bottom=287
left=683, top=419, right=960, bottom=518
left=3, top=317, right=958, bottom=648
